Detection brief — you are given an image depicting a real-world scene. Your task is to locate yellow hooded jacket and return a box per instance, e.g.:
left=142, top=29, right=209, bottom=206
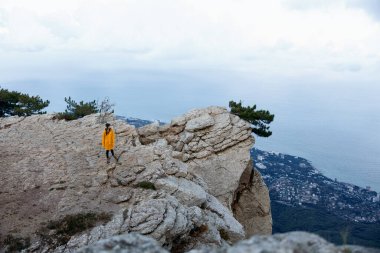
left=102, top=128, right=115, bottom=150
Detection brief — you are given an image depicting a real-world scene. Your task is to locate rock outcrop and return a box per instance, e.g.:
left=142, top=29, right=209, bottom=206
left=137, top=107, right=272, bottom=237
left=76, top=233, right=169, bottom=253
left=232, top=165, right=272, bottom=237
left=0, top=107, right=271, bottom=252
left=77, top=232, right=380, bottom=253
left=192, top=231, right=380, bottom=253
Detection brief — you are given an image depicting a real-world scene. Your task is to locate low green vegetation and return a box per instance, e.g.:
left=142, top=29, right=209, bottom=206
left=272, top=201, right=380, bottom=248
left=229, top=100, right=274, bottom=137
left=1, top=234, right=30, bottom=252
left=54, top=96, right=115, bottom=121
left=136, top=181, right=156, bottom=190
left=0, top=87, right=50, bottom=117
left=218, top=228, right=230, bottom=241
left=342, top=247, right=353, bottom=253
left=171, top=225, right=209, bottom=253
left=189, top=224, right=209, bottom=237
left=0, top=88, right=114, bottom=121
left=54, top=97, right=99, bottom=120
left=38, top=212, right=111, bottom=247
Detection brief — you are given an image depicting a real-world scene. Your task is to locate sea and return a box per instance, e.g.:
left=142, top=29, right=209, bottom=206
left=250, top=80, right=380, bottom=192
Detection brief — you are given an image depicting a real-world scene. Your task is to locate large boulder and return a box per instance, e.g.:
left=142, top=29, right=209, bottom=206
left=232, top=165, right=272, bottom=237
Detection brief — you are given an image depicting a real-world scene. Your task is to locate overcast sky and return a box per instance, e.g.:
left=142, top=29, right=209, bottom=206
left=0, top=0, right=380, bottom=118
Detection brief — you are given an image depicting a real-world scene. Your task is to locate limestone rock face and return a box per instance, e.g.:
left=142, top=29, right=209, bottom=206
left=138, top=107, right=254, bottom=208
left=0, top=107, right=271, bottom=252
left=188, top=231, right=380, bottom=253
left=137, top=107, right=272, bottom=237
left=78, top=232, right=380, bottom=253
left=76, top=233, right=168, bottom=253
left=232, top=165, right=272, bottom=237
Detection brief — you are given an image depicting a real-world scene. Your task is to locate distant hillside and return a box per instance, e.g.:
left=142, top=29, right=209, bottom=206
left=272, top=201, right=380, bottom=248
left=251, top=148, right=380, bottom=248
left=116, top=116, right=164, bottom=128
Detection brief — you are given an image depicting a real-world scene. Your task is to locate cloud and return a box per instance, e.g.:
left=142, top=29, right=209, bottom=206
left=282, top=0, right=338, bottom=10
left=38, top=12, right=80, bottom=41
left=332, top=63, right=362, bottom=72
left=283, top=0, right=380, bottom=21
left=0, top=7, right=62, bottom=52
left=0, top=0, right=379, bottom=81
left=347, top=0, right=380, bottom=21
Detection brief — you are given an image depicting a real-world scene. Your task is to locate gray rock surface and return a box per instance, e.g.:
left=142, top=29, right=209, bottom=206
left=76, top=233, right=168, bottom=253
left=0, top=107, right=271, bottom=252
left=188, top=231, right=380, bottom=253
left=138, top=106, right=272, bottom=237
left=77, top=232, right=380, bottom=253
left=232, top=165, right=272, bottom=237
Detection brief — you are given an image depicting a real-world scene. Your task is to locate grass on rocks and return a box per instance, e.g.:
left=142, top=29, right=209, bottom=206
left=136, top=181, right=156, bottom=190
left=218, top=228, right=230, bottom=241
left=189, top=224, right=209, bottom=237
left=2, top=234, right=30, bottom=252
left=172, top=224, right=209, bottom=253
left=38, top=212, right=112, bottom=247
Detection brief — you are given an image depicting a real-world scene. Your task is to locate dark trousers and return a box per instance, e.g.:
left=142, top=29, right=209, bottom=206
left=106, top=149, right=115, bottom=158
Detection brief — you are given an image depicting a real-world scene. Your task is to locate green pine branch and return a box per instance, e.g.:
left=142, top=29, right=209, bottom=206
left=229, top=100, right=274, bottom=137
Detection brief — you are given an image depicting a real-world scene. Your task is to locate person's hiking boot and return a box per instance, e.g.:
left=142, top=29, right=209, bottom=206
left=107, top=157, right=110, bottom=164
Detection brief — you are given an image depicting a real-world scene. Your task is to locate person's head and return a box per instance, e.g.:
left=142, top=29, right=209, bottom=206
left=105, top=123, right=111, bottom=129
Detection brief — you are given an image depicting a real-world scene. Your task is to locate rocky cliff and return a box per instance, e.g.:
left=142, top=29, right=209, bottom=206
left=0, top=107, right=272, bottom=252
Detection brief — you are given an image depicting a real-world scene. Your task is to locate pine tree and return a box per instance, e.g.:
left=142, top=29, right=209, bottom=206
left=0, top=87, right=50, bottom=117
left=56, top=97, right=99, bottom=120
left=229, top=100, right=274, bottom=137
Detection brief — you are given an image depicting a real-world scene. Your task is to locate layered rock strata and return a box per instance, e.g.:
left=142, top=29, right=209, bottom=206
left=137, top=107, right=272, bottom=237
left=0, top=107, right=271, bottom=252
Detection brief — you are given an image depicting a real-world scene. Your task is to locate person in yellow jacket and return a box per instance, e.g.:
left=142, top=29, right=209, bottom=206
left=102, top=123, right=118, bottom=164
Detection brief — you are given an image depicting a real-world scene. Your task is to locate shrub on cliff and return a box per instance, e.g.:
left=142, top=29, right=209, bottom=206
left=136, top=181, right=156, bottom=190
left=38, top=212, right=111, bottom=247
left=97, top=96, right=115, bottom=123
left=0, top=87, right=50, bottom=117
left=229, top=100, right=274, bottom=137
left=2, top=234, right=30, bottom=252
left=55, top=97, right=98, bottom=120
